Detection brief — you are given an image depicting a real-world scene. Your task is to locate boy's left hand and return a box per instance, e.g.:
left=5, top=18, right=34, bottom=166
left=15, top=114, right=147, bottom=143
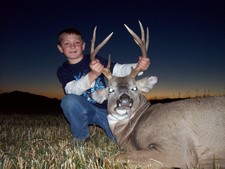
left=137, top=56, right=150, bottom=71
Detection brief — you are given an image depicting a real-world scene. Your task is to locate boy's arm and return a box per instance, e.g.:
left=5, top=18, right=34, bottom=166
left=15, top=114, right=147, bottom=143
left=65, top=74, right=95, bottom=95
left=112, top=63, right=140, bottom=77
left=57, top=65, right=96, bottom=95
left=62, top=59, right=104, bottom=95
left=112, top=56, right=150, bottom=77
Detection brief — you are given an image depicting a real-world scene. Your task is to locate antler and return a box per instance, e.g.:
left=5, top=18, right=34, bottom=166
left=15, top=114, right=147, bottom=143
left=90, top=26, right=113, bottom=80
left=124, top=21, right=149, bottom=78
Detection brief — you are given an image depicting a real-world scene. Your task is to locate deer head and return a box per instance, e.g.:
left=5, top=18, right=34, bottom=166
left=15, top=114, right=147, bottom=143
left=91, top=21, right=158, bottom=125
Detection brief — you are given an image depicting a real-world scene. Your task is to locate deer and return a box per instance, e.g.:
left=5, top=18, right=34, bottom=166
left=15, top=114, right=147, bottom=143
left=90, top=21, right=225, bottom=169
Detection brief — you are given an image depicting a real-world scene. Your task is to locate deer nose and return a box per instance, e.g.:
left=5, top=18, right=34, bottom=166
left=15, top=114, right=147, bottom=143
left=117, top=94, right=133, bottom=107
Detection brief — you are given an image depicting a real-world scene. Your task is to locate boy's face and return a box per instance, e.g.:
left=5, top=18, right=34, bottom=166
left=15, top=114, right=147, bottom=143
left=57, top=33, right=85, bottom=64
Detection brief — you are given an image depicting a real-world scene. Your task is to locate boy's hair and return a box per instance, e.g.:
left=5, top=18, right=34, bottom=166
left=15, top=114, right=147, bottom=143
left=57, top=28, right=83, bottom=45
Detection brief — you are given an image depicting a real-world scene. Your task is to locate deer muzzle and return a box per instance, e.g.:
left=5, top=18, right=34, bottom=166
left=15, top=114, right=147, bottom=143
left=117, top=94, right=133, bottom=108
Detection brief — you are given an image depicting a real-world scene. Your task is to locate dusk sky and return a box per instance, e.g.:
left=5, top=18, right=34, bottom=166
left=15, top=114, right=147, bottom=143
left=1, top=0, right=225, bottom=99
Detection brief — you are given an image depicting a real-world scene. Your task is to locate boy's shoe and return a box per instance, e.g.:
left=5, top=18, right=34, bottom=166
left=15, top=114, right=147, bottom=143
left=71, top=136, right=90, bottom=145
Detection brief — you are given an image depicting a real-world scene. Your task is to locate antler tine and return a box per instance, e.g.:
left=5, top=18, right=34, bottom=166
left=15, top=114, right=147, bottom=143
left=102, top=54, right=113, bottom=80
left=139, top=20, right=145, bottom=44
left=90, top=26, right=113, bottom=61
left=139, top=20, right=149, bottom=52
left=124, top=21, right=149, bottom=78
left=146, top=27, right=149, bottom=52
left=90, top=26, right=97, bottom=60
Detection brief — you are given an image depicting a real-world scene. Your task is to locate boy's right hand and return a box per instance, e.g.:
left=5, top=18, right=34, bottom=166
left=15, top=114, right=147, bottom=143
left=89, top=59, right=103, bottom=77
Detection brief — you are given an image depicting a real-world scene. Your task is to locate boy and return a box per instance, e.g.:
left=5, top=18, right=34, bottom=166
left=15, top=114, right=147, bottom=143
left=57, top=28, right=150, bottom=143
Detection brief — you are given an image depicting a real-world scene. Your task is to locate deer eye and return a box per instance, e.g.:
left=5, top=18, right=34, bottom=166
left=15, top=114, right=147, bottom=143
left=108, top=88, right=114, bottom=93
left=132, top=87, right=138, bottom=91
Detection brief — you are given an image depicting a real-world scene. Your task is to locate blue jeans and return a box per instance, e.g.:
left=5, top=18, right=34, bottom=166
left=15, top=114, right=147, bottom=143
left=61, top=94, right=116, bottom=142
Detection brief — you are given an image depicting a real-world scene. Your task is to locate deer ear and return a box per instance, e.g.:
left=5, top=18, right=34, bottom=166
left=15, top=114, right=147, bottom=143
left=136, top=76, right=158, bottom=92
left=91, top=88, right=109, bottom=103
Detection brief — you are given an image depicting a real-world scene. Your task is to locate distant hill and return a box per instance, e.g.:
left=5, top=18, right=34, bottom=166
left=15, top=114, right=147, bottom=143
left=0, top=91, right=186, bottom=115
left=0, top=91, right=62, bottom=114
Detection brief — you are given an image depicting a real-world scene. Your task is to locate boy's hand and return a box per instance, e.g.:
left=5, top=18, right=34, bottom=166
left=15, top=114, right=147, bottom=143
left=89, top=59, right=104, bottom=77
left=137, top=56, right=150, bottom=71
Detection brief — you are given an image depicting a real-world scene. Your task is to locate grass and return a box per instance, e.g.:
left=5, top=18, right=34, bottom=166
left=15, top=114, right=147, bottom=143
left=0, top=113, right=126, bottom=169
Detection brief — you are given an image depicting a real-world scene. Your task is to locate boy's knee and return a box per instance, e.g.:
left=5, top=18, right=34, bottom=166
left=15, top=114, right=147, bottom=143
left=61, top=94, right=80, bottom=108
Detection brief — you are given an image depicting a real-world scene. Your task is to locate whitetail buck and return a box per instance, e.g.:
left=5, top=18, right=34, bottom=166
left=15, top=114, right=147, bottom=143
left=91, top=21, right=225, bottom=169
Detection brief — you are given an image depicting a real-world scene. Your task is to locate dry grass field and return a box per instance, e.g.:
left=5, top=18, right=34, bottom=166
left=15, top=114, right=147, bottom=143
left=0, top=113, right=129, bottom=169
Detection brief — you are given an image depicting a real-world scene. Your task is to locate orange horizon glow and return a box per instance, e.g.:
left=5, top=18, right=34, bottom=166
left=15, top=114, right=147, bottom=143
left=1, top=88, right=224, bottom=101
